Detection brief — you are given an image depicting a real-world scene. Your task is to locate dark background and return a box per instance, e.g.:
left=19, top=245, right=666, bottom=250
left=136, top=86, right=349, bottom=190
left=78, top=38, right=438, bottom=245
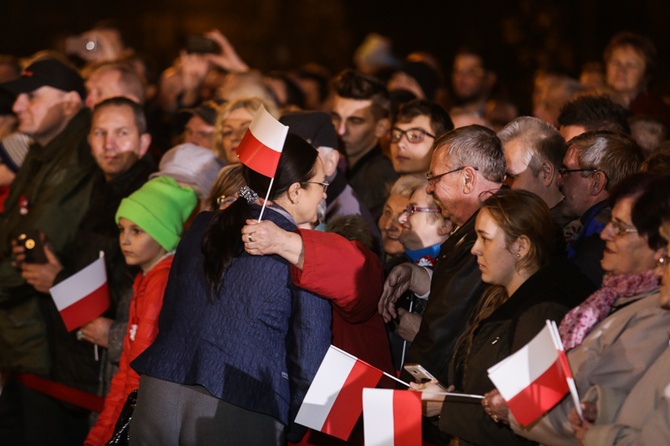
left=2, top=0, right=669, bottom=112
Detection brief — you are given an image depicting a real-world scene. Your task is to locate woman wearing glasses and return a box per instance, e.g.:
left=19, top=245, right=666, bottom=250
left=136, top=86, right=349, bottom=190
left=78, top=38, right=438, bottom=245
left=567, top=173, right=670, bottom=445
left=387, top=181, right=451, bottom=368
left=129, top=134, right=332, bottom=445
left=411, top=189, right=594, bottom=446
left=482, top=174, right=670, bottom=446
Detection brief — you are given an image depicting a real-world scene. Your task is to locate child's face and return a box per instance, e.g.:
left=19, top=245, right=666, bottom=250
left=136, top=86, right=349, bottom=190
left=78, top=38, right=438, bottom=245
left=118, top=218, right=167, bottom=273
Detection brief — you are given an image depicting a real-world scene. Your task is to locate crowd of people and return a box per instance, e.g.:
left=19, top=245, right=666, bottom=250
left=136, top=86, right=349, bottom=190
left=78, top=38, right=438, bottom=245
left=0, top=21, right=668, bottom=446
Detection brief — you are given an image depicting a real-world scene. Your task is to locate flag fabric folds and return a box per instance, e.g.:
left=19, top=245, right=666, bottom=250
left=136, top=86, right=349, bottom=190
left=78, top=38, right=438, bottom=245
left=363, top=389, right=422, bottom=446
left=487, top=320, right=576, bottom=426
left=236, top=104, right=288, bottom=178
left=295, top=345, right=383, bottom=441
left=49, top=253, right=109, bottom=332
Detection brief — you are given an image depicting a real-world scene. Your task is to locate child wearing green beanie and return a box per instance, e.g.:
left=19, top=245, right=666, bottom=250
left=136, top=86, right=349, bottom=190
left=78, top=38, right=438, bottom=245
left=85, top=176, right=197, bottom=446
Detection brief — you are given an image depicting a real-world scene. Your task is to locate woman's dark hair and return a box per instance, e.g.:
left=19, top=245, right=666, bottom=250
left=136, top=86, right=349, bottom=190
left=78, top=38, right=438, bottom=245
left=631, top=173, right=669, bottom=251
left=201, top=133, right=319, bottom=298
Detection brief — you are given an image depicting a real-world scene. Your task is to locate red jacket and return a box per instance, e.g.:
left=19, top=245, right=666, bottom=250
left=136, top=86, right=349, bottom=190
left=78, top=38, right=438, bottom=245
left=85, top=255, right=174, bottom=446
left=292, top=229, right=395, bottom=378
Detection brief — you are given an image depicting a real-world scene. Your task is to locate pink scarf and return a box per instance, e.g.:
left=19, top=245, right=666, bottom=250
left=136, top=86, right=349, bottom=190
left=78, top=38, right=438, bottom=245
left=559, top=269, right=660, bottom=350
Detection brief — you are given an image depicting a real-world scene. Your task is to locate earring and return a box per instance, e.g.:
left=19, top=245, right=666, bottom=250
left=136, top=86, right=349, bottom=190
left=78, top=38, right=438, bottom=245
left=515, top=253, right=521, bottom=259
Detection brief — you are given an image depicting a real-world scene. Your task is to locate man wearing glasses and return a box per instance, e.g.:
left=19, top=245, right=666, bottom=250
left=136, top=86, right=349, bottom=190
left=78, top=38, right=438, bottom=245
left=557, top=130, right=643, bottom=287
left=389, top=99, right=453, bottom=175
left=379, top=124, right=505, bottom=443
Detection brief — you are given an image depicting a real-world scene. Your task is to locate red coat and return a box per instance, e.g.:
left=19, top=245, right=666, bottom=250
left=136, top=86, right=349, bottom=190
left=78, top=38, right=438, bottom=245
left=293, top=229, right=394, bottom=376
left=84, top=255, right=174, bottom=446
left=291, top=230, right=395, bottom=446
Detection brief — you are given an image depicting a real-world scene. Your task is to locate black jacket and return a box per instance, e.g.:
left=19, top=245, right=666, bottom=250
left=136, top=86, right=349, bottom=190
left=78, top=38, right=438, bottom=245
left=440, top=257, right=596, bottom=446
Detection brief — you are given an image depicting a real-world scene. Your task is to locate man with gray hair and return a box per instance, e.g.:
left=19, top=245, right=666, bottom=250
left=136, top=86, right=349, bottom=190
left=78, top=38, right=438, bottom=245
left=379, top=125, right=504, bottom=442
left=380, top=125, right=503, bottom=395
left=558, top=131, right=643, bottom=286
left=498, top=116, right=567, bottom=221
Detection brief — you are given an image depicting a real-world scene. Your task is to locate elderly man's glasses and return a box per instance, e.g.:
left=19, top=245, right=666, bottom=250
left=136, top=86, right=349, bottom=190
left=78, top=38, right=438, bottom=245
left=558, top=167, right=599, bottom=176
left=426, top=166, right=478, bottom=186
left=607, top=219, right=638, bottom=237
left=389, top=128, right=436, bottom=144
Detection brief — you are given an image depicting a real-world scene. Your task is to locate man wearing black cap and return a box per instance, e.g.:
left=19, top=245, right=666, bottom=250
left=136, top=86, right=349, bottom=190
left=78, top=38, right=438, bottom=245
left=0, top=57, right=98, bottom=445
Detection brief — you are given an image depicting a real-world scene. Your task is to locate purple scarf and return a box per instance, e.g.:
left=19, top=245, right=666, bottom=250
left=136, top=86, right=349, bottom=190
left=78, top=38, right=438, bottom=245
left=559, top=269, right=660, bottom=350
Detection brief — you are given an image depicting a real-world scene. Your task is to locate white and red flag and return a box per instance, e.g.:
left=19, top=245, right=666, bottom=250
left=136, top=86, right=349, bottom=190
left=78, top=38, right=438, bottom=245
left=236, top=104, right=288, bottom=178
left=487, top=320, right=581, bottom=426
left=49, top=252, right=110, bottom=332
left=295, top=345, right=383, bottom=441
left=363, top=389, right=422, bottom=446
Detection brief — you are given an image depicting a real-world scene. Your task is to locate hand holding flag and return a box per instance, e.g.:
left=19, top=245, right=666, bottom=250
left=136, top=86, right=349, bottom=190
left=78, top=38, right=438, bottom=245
left=487, top=320, right=580, bottom=427
left=49, top=252, right=109, bottom=332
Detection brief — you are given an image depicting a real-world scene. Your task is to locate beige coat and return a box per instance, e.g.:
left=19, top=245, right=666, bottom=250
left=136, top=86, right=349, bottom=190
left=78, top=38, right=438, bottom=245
left=510, top=290, right=670, bottom=446
left=581, top=346, right=670, bottom=445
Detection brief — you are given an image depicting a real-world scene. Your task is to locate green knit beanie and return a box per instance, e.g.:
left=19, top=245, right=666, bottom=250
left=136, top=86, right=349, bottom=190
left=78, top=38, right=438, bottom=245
left=116, top=176, right=198, bottom=251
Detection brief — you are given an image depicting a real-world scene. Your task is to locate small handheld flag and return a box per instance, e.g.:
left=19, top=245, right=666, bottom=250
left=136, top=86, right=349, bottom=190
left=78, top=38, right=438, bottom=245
left=487, top=320, right=580, bottom=426
left=49, top=252, right=110, bottom=332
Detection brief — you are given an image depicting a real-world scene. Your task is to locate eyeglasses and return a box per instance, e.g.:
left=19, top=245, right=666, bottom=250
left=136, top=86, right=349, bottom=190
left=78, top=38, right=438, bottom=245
left=658, top=255, right=670, bottom=268
left=607, top=219, right=638, bottom=237
left=426, top=166, right=478, bottom=186
left=307, top=181, right=329, bottom=193
left=389, top=128, right=436, bottom=144
left=402, top=204, right=441, bottom=216
left=558, top=167, right=599, bottom=176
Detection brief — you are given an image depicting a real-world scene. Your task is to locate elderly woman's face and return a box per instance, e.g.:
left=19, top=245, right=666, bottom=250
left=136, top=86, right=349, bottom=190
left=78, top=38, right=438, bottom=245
left=606, top=45, right=647, bottom=97
left=600, top=196, right=658, bottom=276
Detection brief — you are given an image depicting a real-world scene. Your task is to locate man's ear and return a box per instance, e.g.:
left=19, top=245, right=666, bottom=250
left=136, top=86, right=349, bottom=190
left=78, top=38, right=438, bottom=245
left=590, top=171, right=607, bottom=196
left=541, top=161, right=555, bottom=187
left=319, top=148, right=340, bottom=177
left=374, top=118, right=390, bottom=138
left=63, top=91, right=83, bottom=116
left=462, top=166, right=478, bottom=194
left=138, top=133, right=152, bottom=157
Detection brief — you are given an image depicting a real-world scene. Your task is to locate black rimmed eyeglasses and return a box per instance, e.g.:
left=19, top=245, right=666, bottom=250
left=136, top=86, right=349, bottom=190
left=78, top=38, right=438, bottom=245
left=558, top=167, right=599, bottom=176
left=389, top=128, right=436, bottom=144
left=307, top=181, right=329, bottom=193
left=426, top=166, right=479, bottom=186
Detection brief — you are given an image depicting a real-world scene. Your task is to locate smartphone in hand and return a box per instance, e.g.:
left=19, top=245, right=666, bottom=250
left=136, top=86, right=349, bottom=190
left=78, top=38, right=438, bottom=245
left=404, top=363, right=439, bottom=383
left=17, top=229, right=47, bottom=264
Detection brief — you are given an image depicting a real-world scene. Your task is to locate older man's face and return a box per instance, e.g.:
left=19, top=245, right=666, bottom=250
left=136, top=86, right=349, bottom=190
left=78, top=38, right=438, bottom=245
left=12, top=86, right=69, bottom=146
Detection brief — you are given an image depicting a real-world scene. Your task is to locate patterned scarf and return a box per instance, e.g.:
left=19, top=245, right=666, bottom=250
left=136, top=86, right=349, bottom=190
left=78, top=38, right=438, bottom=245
left=559, top=269, right=660, bottom=350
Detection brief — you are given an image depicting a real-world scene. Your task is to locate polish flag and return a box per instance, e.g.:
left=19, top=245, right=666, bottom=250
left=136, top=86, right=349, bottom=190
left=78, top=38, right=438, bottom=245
left=236, top=104, right=288, bottom=178
left=487, top=320, right=580, bottom=426
left=49, top=253, right=110, bottom=332
left=363, top=389, right=422, bottom=446
left=295, top=345, right=383, bottom=441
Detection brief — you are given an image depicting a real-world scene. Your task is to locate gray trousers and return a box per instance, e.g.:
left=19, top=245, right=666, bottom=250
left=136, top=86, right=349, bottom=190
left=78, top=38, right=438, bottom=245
left=129, top=375, right=285, bottom=446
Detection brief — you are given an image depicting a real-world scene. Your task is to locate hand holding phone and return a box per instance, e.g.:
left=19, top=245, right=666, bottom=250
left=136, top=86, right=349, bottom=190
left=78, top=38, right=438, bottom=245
left=404, top=363, right=439, bottom=384
left=16, top=229, right=47, bottom=264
